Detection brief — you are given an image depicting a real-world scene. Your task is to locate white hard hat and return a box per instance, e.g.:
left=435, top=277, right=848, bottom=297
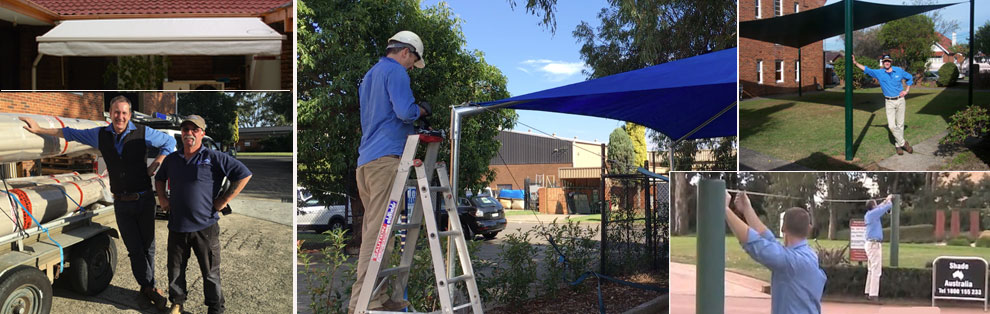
left=388, top=30, right=425, bottom=68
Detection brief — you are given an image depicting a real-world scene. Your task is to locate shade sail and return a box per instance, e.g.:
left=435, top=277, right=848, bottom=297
left=739, top=0, right=956, bottom=48
left=37, top=17, right=285, bottom=56
left=477, top=48, right=737, bottom=140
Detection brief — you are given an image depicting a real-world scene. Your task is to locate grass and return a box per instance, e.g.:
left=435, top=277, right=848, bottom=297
left=740, top=87, right=990, bottom=169
left=297, top=232, right=329, bottom=244
left=503, top=210, right=604, bottom=223
left=238, top=151, right=293, bottom=157
left=671, top=235, right=990, bottom=282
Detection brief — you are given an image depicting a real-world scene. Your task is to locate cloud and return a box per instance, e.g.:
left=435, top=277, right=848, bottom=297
left=518, top=59, right=588, bottom=82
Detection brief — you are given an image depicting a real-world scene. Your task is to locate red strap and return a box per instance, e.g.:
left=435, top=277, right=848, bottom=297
left=9, top=189, right=32, bottom=229
left=68, top=182, right=84, bottom=210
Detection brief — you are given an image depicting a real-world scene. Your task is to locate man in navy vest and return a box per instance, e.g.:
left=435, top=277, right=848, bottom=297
left=155, top=114, right=252, bottom=314
left=20, top=95, right=175, bottom=310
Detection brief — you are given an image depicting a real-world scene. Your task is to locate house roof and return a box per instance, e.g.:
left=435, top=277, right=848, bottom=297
left=26, top=0, right=289, bottom=16
left=825, top=51, right=842, bottom=63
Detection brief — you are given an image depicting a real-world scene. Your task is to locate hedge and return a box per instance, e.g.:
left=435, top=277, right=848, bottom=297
left=822, top=265, right=931, bottom=299
left=834, top=224, right=934, bottom=243
left=937, top=62, right=960, bottom=87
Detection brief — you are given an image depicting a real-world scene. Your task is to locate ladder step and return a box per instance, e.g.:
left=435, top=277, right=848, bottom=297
left=394, top=223, right=420, bottom=230
left=437, top=230, right=461, bottom=237
left=447, top=274, right=473, bottom=285
left=429, top=186, right=450, bottom=192
left=379, top=266, right=410, bottom=277
left=452, top=303, right=474, bottom=311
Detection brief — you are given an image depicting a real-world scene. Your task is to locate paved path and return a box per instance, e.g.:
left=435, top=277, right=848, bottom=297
left=876, top=130, right=950, bottom=171
left=670, top=262, right=986, bottom=314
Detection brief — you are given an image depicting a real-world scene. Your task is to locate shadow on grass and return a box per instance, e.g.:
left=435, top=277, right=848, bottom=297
left=739, top=102, right=796, bottom=141
left=793, top=152, right=866, bottom=170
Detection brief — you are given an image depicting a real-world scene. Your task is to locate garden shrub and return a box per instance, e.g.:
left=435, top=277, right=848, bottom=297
left=834, top=58, right=880, bottom=89
left=822, top=265, right=931, bottom=299
left=484, top=230, right=539, bottom=305
left=537, top=219, right=600, bottom=298
left=298, top=228, right=355, bottom=314
left=976, top=233, right=990, bottom=248
left=937, top=62, right=960, bottom=86
left=940, top=106, right=989, bottom=145
left=946, top=236, right=971, bottom=246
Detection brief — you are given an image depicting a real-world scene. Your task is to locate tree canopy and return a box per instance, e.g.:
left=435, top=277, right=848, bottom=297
left=607, top=127, right=636, bottom=174
left=879, top=14, right=937, bottom=74
left=177, top=92, right=239, bottom=146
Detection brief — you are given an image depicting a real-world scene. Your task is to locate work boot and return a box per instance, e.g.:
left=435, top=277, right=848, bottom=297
left=141, top=286, right=168, bottom=311
left=895, top=146, right=904, bottom=155
left=370, top=299, right=410, bottom=311
left=169, top=303, right=183, bottom=314
left=903, top=141, right=913, bottom=154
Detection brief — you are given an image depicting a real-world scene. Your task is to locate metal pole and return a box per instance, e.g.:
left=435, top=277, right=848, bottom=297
left=668, top=140, right=676, bottom=173
left=798, top=47, right=803, bottom=97
left=697, top=179, right=726, bottom=314
left=599, top=143, right=608, bottom=275
left=969, top=0, right=975, bottom=107
left=844, top=0, right=854, bottom=161
left=891, top=194, right=901, bottom=267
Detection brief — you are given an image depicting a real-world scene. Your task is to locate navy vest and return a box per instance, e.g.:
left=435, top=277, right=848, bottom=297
left=98, top=125, right=151, bottom=194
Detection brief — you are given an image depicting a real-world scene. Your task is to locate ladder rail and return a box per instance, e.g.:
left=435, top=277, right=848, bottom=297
left=414, top=164, right=457, bottom=312
left=435, top=164, right=484, bottom=313
left=391, top=140, right=441, bottom=301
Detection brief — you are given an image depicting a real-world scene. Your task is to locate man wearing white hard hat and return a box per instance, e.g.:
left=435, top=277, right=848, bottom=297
left=348, top=30, right=431, bottom=313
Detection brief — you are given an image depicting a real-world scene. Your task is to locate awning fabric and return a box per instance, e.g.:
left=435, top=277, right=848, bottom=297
left=740, top=0, right=956, bottom=48
left=37, top=17, right=285, bottom=56
left=637, top=167, right=669, bottom=181
left=476, top=48, right=737, bottom=140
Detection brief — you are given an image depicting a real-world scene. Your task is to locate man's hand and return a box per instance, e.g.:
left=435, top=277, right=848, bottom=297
left=159, top=198, right=170, bottom=213
left=725, top=191, right=732, bottom=210
left=734, top=191, right=754, bottom=215
left=885, top=195, right=894, bottom=203
left=418, top=101, right=432, bottom=118
left=851, top=54, right=857, bottom=64
left=147, top=161, right=161, bottom=177
left=213, top=197, right=229, bottom=212
left=898, top=90, right=908, bottom=98
left=19, top=117, right=41, bottom=134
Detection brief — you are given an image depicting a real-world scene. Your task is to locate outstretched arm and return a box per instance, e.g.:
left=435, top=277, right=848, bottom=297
left=725, top=192, right=751, bottom=243
left=851, top=55, right=866, bottom=71
left=19, top=117, right=64, bottom=138
left=735, top=191, right=768, bottom=234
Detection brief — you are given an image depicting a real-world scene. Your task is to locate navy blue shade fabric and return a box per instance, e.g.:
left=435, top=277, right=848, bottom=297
left=475, top=48, right=737, bottom=140
left=637, top=167, right=670, bottom=182
left=740, top=0, right=957, bottom=48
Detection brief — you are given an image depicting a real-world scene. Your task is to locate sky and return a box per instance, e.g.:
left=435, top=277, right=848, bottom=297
left=822, top=0, right=990, bottom=51
left=419, top=0, right=626, bottom=145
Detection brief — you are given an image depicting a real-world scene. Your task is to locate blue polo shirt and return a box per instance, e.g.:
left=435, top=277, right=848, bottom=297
left=865, top=201, right=893, bottom=241
left=743, top=228, right=826, bottom=314
left=155, top=146, right=252, bottom=232
left=863, top=66, right=913, bottom=98
left=357, top=57, right=421, bottom=167
left=62, top=121, right=176, bottom=156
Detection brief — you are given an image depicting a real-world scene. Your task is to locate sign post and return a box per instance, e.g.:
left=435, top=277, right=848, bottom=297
left=849, top=219, right=867, bottom=262
left=932, top=256, right=988, bottom=311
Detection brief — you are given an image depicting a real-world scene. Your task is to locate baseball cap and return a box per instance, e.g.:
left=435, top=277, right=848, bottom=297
left=180, top=115, right=207, bottom=130
left=881, top=55, right=893, bottom=62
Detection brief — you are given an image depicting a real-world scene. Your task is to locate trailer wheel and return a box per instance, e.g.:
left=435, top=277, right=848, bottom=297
left=65, top=233, right=117, bottom=295
left=0, top=266, right=52, bottom=314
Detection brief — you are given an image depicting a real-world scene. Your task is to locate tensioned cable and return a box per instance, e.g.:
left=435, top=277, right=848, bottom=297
left=726, top=188, right=886, bottom=203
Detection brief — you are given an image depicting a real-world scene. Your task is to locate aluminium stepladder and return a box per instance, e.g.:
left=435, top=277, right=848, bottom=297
left=354, top=132, right=483, bottom=314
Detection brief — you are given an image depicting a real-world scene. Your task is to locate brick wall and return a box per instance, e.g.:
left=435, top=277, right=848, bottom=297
left=740, top=0, right=826, bottom=97
left=0, top=92, right=104, bottom=120
left=488, top=163, right=571, bottom=190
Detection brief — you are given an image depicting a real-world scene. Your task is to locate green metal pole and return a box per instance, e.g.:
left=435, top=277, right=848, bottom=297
left=969, top=0, right=974, bottom=107
left=844, top=0, right=854, bottom=161
left=798, top=47, right=803, bottom=97
left=891, top=194, right=901, bottom=267
left=697, top=179, right=726, bottom=314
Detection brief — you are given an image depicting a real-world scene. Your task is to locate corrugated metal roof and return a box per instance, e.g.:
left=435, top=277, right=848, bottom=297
left=491, top=130, right=573, bottom=165
left=558, top=167, right=600, bottom=179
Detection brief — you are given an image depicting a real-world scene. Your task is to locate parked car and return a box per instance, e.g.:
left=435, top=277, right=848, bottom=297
left=297, top=195, right=352, bottom=233
left=436, top=195, right=507, bottom=240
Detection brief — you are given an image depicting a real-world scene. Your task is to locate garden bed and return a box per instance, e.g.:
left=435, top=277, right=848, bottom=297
left=488, top=272, right=666, bottom=314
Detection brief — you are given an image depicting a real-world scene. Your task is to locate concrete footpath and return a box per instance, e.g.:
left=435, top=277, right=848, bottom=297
left=670, top=262, right=985, bottom=314
left=876, top=130, right=949, bottom=171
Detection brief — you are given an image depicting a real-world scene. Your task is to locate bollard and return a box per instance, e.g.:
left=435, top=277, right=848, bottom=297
left=891, top=194, right=901, bottom=267
left=697, top=179, right=726, bottom=314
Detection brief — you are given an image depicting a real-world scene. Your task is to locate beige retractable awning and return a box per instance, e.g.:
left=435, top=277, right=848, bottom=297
left=37, top=17, right=284, bottom=56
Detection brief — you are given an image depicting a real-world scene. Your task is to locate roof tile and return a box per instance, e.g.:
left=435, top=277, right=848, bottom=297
left=29, top=0, right=288, bottom=16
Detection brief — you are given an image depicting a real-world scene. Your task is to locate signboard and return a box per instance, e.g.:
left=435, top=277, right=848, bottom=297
left=849, top=219, right=867, bottom=262
left=932, top=256, right=988, bottom=311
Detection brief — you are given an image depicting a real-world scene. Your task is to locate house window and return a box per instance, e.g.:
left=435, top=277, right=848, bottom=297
left=775, top=60, right=784, bottom=82
left=795, top=60, right=800, bottom=82
left=794, top=2, right=799, bottom=13
left=755, top=0, right=761, bottom=19
left=757, top=59, right=764, bottom=84
left=775, top=0, right=782, bottom=16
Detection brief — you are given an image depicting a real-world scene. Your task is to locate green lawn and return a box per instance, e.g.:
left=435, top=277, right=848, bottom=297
left=740, top=88, right=990, bottom=169
left=671, top=235, right=990, bottom=282
left=238, top=152, right=293, bottom=157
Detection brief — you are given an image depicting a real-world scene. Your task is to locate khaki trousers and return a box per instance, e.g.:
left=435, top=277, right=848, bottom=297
left=864, top=241, right=882, bottom=297
left=885, top=97, right=906, bottom=147
left=348, top=156, right=400, bottom=313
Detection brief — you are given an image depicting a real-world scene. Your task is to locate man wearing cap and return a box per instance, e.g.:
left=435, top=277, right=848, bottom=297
left=19, top=96, right=173, bottom=309
left=155, top=115, right=252, bottom=314
left=863, top=195, right=894, bottom=301
left=348, top=30, right=431, bottom=313
left=852, top=54, right=915, bottom=155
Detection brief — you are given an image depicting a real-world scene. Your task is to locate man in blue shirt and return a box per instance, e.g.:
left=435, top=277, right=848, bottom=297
left=725, top=191, right=826, bottom=314
left=155, top=115, right=252, bottom=314
left=852, top=54, right=915, bottom=155
left=863, top=195, right=894, bottom=301
left=19, top=96, right=174, bottom=309
left=349, top=30, right=430, bottom=313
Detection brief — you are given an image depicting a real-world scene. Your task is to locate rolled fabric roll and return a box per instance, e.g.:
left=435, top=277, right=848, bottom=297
left=0, top=113, right=105, bottom=163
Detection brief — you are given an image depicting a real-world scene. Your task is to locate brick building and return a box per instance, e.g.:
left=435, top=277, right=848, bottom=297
left=740, top=0, right=827, bottom=97
left=0, top=0, right=293, bottom=90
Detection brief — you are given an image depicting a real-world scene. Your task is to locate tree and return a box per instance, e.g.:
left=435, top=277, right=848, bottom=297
left=177, top=92, right=239, bottom=147
left=879, top=14, right=937, bottom=74
left=839, top=26, right=885, bottom=60
left=236, top=92, right=292, bottom=127
left=975, top=21, right=990, bottom=57
left=297, top=1, right=516, bottom=248
left=672, top=172, right=690, bottom=235
left=607, top=127, right=635, bottom=174
left=835, top=57, right=880, bottom=89
left=624, top=122, right=647, bottom=168
left=912, top=0, right=959, bottom=38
